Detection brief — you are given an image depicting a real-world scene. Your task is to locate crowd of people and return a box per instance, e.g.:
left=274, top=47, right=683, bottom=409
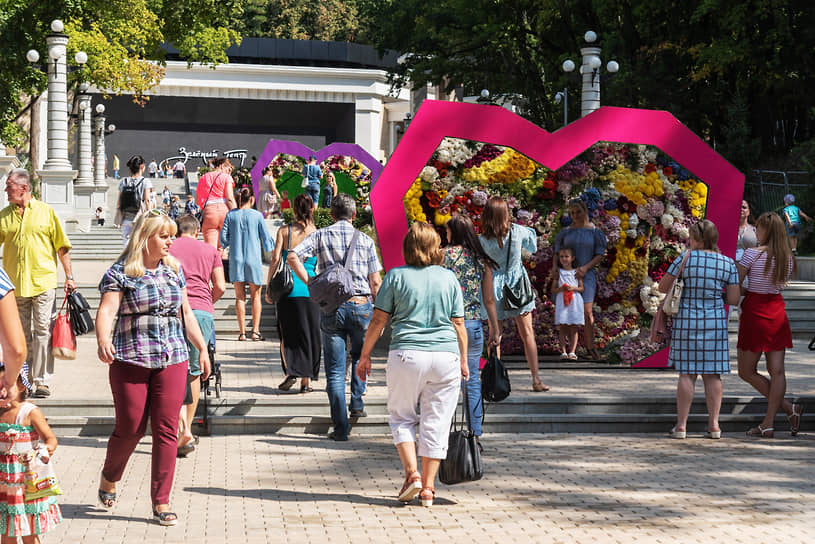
left=0, top=158, right=810, bottom=534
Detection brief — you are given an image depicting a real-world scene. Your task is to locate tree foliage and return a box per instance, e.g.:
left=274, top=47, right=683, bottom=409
left=235, top=0, right=362, bottom=42
left=0, top=0, right=244, bottom=146
left=369, top=0, right=815, bottom=170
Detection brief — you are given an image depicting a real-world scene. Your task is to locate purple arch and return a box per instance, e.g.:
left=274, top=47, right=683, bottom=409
left=250, top=140, right=384, bottom=196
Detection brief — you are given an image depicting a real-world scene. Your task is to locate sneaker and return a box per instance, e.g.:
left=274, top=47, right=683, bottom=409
left=349, top=410, right=367, bottom=418
left=328, top=431, right=348, bottom=442
left=32, top=386, right=50, bottom=398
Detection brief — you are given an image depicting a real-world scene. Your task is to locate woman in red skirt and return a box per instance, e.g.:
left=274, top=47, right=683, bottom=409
left=737, top=212, right=802, bottom=437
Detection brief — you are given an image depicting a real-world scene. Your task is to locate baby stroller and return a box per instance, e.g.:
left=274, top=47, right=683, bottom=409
left=196, top=330, right=221, bottom=435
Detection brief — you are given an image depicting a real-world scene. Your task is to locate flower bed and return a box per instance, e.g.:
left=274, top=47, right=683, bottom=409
left=403, top=138, right=709, bottom=365
left=267, top=153, right=372, bottom=210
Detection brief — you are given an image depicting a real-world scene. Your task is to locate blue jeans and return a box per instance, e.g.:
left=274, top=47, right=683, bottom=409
left=323, top=187, right=333, bottom=208
left=463, top=320, right=484, bottom=436
left=320, top=300, right=372, bottom=438
left=305, top=182, right=321, bottom=206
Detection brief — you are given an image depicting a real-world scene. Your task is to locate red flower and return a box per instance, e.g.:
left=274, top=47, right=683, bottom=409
left=426, top=191, right=441, bottom=208
left=542, top=179, right=555, bottom=190
left=645, top=163, right=656, bottom=174
left=663, top=166, right=673, bottom=176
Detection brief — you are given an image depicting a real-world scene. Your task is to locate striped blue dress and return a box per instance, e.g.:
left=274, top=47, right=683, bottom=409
left=0, top=267, right=12, bottom=299
left=667, top=251, right=738, bottom=374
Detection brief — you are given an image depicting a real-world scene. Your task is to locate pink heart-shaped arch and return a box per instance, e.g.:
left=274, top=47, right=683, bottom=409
left=370, top=100, right=744, bottom=368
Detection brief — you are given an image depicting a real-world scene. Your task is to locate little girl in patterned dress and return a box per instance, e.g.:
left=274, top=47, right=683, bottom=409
left=0, top=364, right=61, bottom=543
left=551, top=247, right=585, bottom=360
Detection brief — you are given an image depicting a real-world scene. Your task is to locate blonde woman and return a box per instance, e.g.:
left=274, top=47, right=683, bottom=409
left=95, top=210, right=210, bottom=526
left=737, top=212, right=802, bottom=437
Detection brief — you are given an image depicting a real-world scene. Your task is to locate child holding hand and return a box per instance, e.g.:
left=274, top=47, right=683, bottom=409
left=551, top=247, right=584, bottom=360
left=0, top=363, right=61, bottom=543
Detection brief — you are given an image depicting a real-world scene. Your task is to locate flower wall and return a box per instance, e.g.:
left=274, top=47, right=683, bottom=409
left=404, top=139, right=709, bottom=365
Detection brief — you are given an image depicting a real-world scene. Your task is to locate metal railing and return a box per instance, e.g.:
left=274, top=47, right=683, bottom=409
left=746, top=170, right=810, bottom=214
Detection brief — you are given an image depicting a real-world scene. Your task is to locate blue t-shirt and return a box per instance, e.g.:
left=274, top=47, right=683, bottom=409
left=784, top=205, right=801, bottom=224
left=375, top=265, right=464, bottom=353
left=302, top=164, right=322, bottom=184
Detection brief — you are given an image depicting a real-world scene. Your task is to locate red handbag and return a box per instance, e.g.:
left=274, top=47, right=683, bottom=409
left=52, top=297, right=76, bottom=360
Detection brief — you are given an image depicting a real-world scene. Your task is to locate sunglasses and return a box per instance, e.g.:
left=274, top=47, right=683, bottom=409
left=147, top=208, right=168, bottom=217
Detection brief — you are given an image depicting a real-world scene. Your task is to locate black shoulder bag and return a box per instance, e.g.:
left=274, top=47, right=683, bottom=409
left=267, top=224, right=294, bottom=303
left=501, top=227, right=535, bottom=311
left=66, top=289, right=94, bottom=336
left=481, top=346, right=511, bottom=402
left=439, top=380, right=484, bottom=485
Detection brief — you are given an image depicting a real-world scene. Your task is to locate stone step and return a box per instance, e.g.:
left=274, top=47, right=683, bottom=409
left=40, top=395, right=815, bottom=436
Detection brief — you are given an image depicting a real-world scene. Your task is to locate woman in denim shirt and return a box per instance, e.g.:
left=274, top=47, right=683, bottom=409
left=95, top=211, right=210, bottom=526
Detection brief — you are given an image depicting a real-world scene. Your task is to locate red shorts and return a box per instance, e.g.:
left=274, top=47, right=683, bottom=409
left=737, top=292, right=792, bottom=353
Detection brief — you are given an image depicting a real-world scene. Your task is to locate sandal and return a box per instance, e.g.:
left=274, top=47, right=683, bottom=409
left=397, top=471, right=422, bottom=503
left=532, top=380, right=550, bottom=392
left=98, top=488, right=117, bottom=509
left=153, top=508, right=178, bottom=526
left=669, top=426, right=686, bottom=439
left=586, top=347, right=604, bottom=361
left=746, top=425, right=774, bottom=438
left=419, top=487, right=435, bottom=507
left=788, top=403, right=804, bottom=436
left=237, top=333, right=247, bottom=341
left=300, top=385, right=313, bottom=393
left=278, top=376, right=297, bottom=391
left=251, top=331, right=265, bottom=341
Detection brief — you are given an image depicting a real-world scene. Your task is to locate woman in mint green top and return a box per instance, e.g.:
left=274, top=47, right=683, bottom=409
left=358, top=222, right=467, bottom=508
left=266, top=194, right=321, bottom=392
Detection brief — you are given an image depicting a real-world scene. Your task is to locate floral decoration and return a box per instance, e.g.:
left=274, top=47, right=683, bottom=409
left=403, top=138, right=709, bottom=365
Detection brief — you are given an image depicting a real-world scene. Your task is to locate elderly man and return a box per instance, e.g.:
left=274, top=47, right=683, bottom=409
left=288, top=193, right=382, bottom=441
left=0, top=169, right=75, bottom=398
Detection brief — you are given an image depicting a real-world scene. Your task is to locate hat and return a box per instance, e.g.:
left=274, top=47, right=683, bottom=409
left=308, top=155, right=317, bottom=161
left=0, top=361, right=33, bottom=395
left=784, top=194, right=795, bottom=204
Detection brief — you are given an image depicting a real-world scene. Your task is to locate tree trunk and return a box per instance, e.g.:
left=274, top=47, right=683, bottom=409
left=29, top=95, right=41, bottom=170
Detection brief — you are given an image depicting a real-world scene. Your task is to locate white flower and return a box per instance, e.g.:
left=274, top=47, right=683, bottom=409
left=661, top=214, right=674, bottom=229
left=420, top=166, right=439, bottom=183
left=674, top=225, right=690, bottom=239
left=626, top=228, right=638, bottom=239
left=628, top=213, right=639, bottom=227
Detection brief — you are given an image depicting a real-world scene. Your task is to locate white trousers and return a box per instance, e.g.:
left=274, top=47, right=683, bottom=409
left=386, top=349, right=460, bottom=459
left=16, top=289, right=56, bottom=387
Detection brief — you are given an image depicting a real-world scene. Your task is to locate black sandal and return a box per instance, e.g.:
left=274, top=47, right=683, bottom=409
left=98, top=489, right=117, bottom=509
left=153, top=508, right=178, bottom=526
left=237, top=333, right=247, bottom=341
left=300, top=384, right=313, bottom=393
left=278, top=376, right=297, bottom=391
left=251, top=331, right=265, bottom=341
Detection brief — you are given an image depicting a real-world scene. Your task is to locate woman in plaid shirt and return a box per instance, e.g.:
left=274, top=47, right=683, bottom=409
left=94, top=211, right=210, bottom=526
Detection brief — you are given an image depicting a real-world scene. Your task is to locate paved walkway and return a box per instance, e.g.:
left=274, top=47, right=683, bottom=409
left=48, top=432, right=815, bottom=543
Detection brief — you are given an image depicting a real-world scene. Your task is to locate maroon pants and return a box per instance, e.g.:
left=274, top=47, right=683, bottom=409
left=102, top=360, right=187, bottom=505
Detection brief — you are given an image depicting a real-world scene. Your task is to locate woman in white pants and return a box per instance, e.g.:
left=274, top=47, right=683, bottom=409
left=358, top=222, right=468, bottom=507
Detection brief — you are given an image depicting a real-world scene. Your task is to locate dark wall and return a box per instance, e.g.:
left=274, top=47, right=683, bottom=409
left=98, top=94, right=355, bottom=170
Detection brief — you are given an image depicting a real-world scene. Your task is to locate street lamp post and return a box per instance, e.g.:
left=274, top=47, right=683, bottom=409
left=94, top=104, right=116, bottom=186
left=74, top=83, right=94, bottom=187
left=561, top=30, right=619, bottom=117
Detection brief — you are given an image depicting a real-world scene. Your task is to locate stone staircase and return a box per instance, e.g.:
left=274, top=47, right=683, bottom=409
left=68, top=224, right=126, bottom=260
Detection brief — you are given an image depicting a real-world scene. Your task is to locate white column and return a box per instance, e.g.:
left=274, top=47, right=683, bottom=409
left=580, top=45, right=602, bottom=117
left=0, top=143, right=20, bottom=209
left=354, top=95, right=383, bottom=161
left=75, top=95, right=94, bottom=186
left=41, top=33, right=72, bottom=170
left=94, top=114, right=106, bottom=186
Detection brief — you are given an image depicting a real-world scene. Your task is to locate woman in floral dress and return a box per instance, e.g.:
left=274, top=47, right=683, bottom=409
left=442, top=215, right=501, bottom=442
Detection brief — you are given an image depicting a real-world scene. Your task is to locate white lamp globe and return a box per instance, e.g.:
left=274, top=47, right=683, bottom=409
left=480, top=89, right=490, bottom=99
left=584, top=30, right=597, bottom=43
left=79, top=101, right=88, bottom=111
left=562, top=59, right=575, bottom=72
left=75, top=51, right=88, bottom=65
left=607, top=60, right=620, bottom=73
left=95, top=104, right=105, bottom=114
left=79, top=82, right=90, bottom=93
left=50, top=20, right=64, bottom=33
left=48, top=45, right=65, bottom=60
left=107, top=124, right=116, bottom=133
left=588, top=56, right=602, bottom=69
left=26, top=49, right=40, bottom=63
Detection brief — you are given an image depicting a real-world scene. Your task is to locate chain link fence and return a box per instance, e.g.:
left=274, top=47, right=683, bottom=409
left=745, top=170, right=809, bottom=214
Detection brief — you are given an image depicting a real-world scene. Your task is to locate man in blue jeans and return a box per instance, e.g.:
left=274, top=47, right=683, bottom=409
left=288, top=193, right=382, bottom=441
left=302, top=155, right=322, bottom=209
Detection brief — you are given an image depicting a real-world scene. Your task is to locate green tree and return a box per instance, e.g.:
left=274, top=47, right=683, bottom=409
left=0, top=0, right=244, bottom=147
left=236, top=0, right=361, bottom=42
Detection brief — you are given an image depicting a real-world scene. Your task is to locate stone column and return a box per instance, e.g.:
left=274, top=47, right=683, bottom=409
left=35, top=31, right=78, bottom=222
left=354, top=94, right=383, bottom=162
left=75, top=95, right=94, bottom=186
left=580, top=45, right=602, bottom=117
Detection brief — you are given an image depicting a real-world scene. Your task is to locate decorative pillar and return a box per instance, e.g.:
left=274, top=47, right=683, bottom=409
left=75, top=95, right=94, bottom=186
left=94, top=113, right=107, bottom=186
left=354, top=94, right=384, bottom=162
left=580, top=45, right=602, bottom=117
left=35, top=24, right=78, bottom=221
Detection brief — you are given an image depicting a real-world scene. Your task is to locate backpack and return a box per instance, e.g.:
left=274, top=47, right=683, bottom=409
left=119, top=177, right=143, bottom=214
left=308, top=230, right=361, bottom=315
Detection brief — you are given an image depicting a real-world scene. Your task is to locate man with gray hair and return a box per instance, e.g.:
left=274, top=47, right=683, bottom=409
left=288, top=193, right=382, bottom=441
left=0, top=168, right=75, bottom=397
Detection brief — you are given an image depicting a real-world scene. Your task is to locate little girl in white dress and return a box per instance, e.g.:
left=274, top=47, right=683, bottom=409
left=551, top=247, right=584, bottom=360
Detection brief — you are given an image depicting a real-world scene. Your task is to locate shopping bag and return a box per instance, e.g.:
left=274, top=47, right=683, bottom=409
left=52, top=299, right=76, bottom=360
left=22, top=447, right=63, bottom=500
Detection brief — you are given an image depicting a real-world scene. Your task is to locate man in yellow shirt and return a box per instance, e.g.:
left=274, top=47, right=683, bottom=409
left=0, top=169, right=75, bottom=398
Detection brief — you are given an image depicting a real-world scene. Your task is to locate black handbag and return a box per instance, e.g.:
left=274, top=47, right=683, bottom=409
left=438, top=381, right=484, bottom=485
left=267, top=225, right=295, bottom=303
left=66, top=289, right=94, bottom=336
left=501, top=227, right=535, bottom=311
left=481, top=347, right=511, bottom=402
